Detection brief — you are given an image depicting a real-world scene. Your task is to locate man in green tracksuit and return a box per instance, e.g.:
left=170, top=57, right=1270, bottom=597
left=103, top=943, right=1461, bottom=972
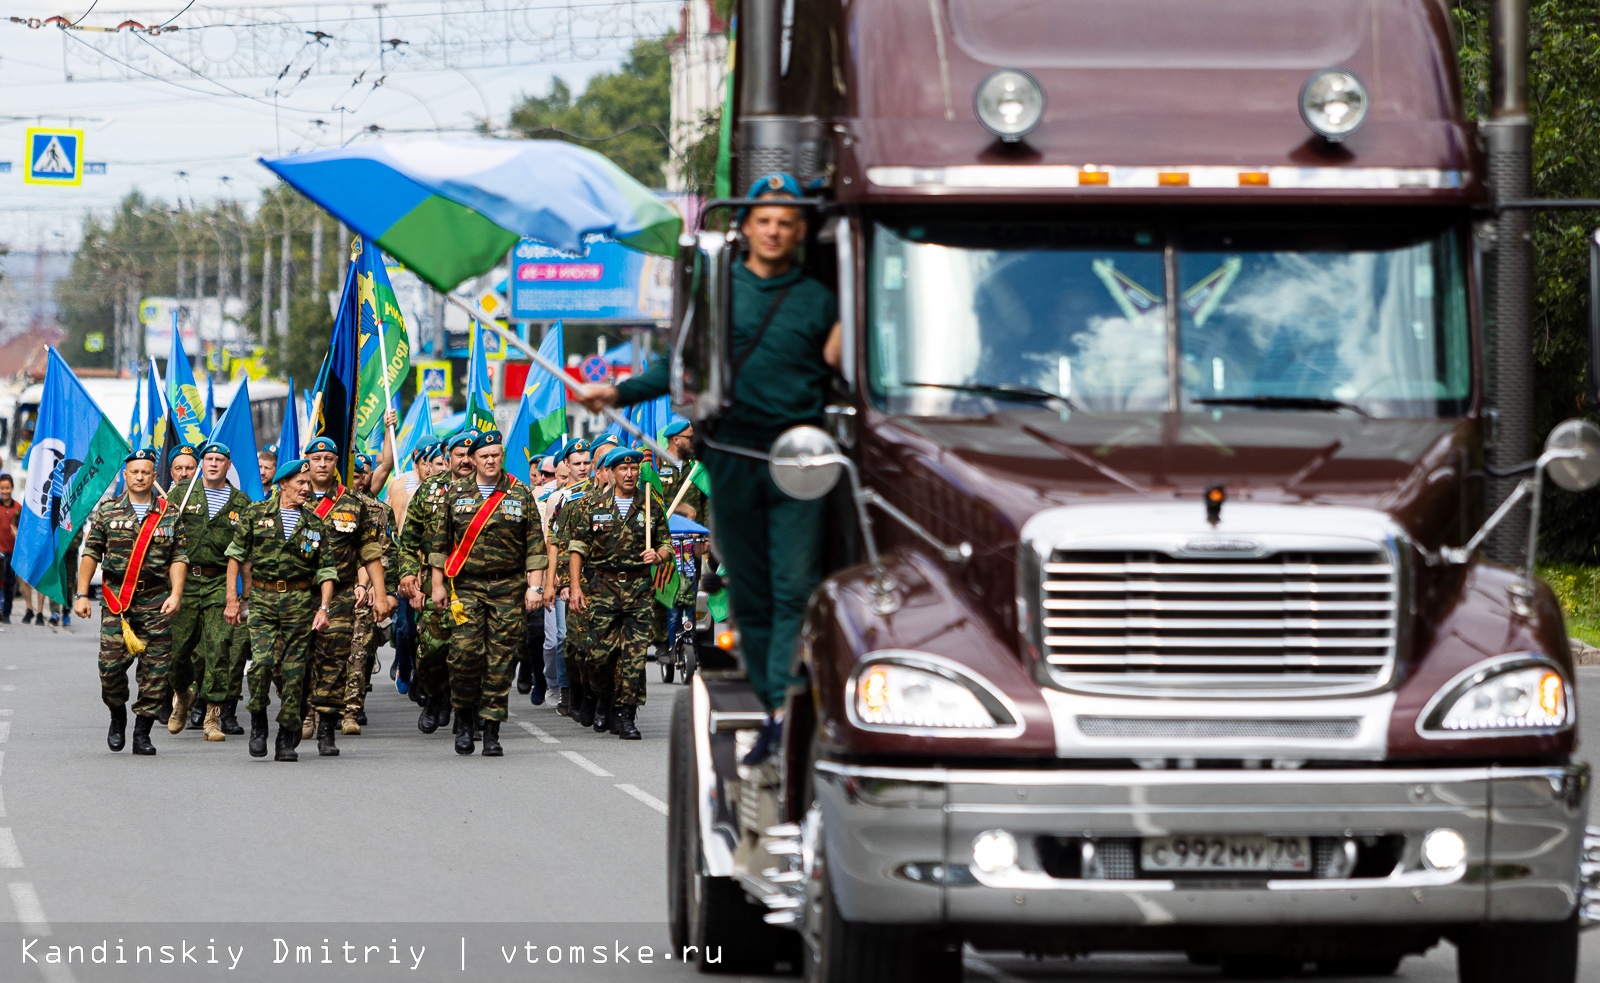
left=584, top=171, right=841, bottom=763
left=166, top=441, right=253, bottom=742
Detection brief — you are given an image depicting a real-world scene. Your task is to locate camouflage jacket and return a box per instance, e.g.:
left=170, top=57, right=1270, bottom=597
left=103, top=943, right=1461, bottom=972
left=544, top=481, right=592, bottom=591
left=569, top=485, right=670, bottom=573
left=356, top=489, right=401, bottom=580
left=657, top=458, right=707, bottom=526
left=428, top=472, right=547, bottom=579
left=307, top=483, right=384, bottom=585
left=168, top=476, right=252, bottom=573
left=84, top=493, right=188, bottom=600
left=225, top=498, right=337, bottom=585
left=399, top=471, right=452, bottom=582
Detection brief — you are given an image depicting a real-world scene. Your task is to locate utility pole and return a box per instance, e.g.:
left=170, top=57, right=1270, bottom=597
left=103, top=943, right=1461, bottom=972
left=337, top=221, right=350, bottom=286
left=311, top=216, right=324, bottom=293
left=261, top=238, right=273, bottom=346
left=278, top=227, right=291, bottom=342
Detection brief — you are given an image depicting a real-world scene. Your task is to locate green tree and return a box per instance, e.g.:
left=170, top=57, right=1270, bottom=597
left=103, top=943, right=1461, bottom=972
left=508, top=38, right=672, bottom=187
left=1456, top=1, right=1600, bottom=561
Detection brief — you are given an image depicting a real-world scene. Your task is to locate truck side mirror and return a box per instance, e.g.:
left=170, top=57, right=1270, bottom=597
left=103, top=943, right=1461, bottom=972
left=768, top=425, right=844, bottom=500
left=670, top=230, right=736, bottom=422
left=1544, top=418, right=1600, bottom=492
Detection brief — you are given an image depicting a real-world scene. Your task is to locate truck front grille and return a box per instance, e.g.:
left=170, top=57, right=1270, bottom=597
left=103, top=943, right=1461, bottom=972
left=1041, top=548, right=1397, bottom=696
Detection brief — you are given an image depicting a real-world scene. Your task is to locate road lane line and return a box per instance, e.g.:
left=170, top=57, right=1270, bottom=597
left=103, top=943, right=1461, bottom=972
left=615, top=784, right=668, bottom=815
left=0, top=708, right=13, bottom=715
left=515, top=721, right=559, bottom=744
left=558, top=750, right=613, bottom=777
left=1, top=684, right=14, bottom=692
left=0, top=721, right=11, bottom=743
left=8, top=882, right=47, bottom=930
left=0, top=787, right=6, bottom=818
left=0, top=828, right=22, bottom=867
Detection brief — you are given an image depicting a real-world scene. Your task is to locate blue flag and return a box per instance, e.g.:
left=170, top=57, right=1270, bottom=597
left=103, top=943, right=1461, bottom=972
left=311, top=272, right=361, bottom=478
left=14, top=349, right=131, bottom=605
left=504, top=393, right=534, bottom=484
left=166, top=315, right=211, bottom=446
left=276, top=375, right=301, bottom=462
left=525, top=322, right=568, bottom=454
left=204, top=374, right=216, bottom=429
left=214, top=378, right=266, bottom=502
left=394, top=391, right=435, bottom=473
left=464, top=321, right=495, bottom=432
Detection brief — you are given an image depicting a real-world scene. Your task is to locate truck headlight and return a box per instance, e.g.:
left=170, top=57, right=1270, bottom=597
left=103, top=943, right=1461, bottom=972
left=1299, top=68, right=1369, bottom=142
left=975, top=69, right=1045, bottom=143
left=850, top=654, right=1019, bottom=733
left=1420, top=656, right=1571, bottom=736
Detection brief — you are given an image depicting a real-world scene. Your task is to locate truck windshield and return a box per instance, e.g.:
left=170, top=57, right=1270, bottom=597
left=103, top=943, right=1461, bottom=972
left=867, top=218, right=1471, bottom=417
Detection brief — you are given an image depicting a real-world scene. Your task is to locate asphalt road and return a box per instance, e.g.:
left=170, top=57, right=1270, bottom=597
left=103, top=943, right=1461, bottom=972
left=0, top=617, right=1593, bottom=983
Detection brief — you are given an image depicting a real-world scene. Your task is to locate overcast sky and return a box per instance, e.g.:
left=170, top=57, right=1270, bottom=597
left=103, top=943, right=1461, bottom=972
left=0, top=0, right=653, bottom=250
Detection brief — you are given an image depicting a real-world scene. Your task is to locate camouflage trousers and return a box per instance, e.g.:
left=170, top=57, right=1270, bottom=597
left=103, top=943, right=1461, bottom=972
left=98, top=597, right=174, bottom=719
left=447, top=574, right=523, bottom=722
left=584, top=569, right=652, bottom=708
left=219, top=626, right=248, bottom=700
left=170, top=575, right=242, bottom=704
left=415, top=602, right=452, bottom=702
left=307, top=589, right=356, bottom=715
left=244, top=588, right=319, bottom=728
left=344, top=600, right=385, bottom=711
left=563, top=578, right=594, bottom=690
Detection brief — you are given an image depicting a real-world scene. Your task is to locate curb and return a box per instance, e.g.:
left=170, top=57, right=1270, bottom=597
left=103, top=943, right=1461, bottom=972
left=1572, top=639, right=1600, bottom=667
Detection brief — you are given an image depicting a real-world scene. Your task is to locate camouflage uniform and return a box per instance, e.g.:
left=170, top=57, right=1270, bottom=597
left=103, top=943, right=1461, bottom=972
left=84, top=493, right=187, bottom=718
left=570, top=485, right=670, bottom=708
left=304, top=485, right=385, bottom=716
left=167, top=476, right=252, bottom=706
left=227, top=500, right=336, bottom=728
left=650, top=459, right=707, bottom=646
left=345, top=493, right=400, bottom=715
left=400, top=471, right=455, bottom=706
left=547, top=483, right=592, bottom=693
left=428, top=472, right=547, bottom=723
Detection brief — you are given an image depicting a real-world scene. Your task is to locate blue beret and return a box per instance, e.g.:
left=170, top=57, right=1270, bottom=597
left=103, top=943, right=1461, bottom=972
left=423, top=443, right=445, bottom=462
left=602, top=447, right=643, bottom=469
left=747, top=172, right=801, bottom=200
left=412, top=437, right=441, bottom=460
left=302, top=436, right=338, bottom=456
left=168, top=444, right=198, bottom=464
left=560, top=438, right=589, bottom=460
left=355, top=453, right=375, bottom=472
left=662, top=419, right=691, bottom=439
left=125, top=447, right=159, bottom=464
left=199, top=441, right=231, bottom=459
left=273, top=458, right=310, bottom=483
left=446, top=429, right=480, bottom=451
left=265, top=442, right=278, bottom=456
left=471, top=429, right=503, bottom=451
left=591, top=433, right=621, bottom=453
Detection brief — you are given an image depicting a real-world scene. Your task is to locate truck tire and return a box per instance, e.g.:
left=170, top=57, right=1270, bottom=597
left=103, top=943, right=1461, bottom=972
left=1455, top=916, right=1577, bottom=983
left=668, top=690, right=801, bottom=975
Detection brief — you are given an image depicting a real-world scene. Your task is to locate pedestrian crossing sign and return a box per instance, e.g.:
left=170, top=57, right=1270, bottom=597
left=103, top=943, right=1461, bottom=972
left=24, top=128, right=83, bottom=186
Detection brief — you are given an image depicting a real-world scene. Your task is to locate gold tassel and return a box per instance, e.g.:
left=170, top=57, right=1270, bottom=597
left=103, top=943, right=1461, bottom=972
left=121, top=617, right=146, bottom=655
left=449, top=581, right=468, bottom=626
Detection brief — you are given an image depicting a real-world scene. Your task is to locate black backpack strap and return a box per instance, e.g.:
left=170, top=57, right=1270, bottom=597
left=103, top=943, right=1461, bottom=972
left=732, top=286, right=792, bottom=378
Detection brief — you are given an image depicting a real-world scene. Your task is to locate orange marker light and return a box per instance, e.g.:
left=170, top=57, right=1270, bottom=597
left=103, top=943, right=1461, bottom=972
left=1238, top=171, right=1271, bottom=187
left=716, top=630, right=736, bottom=651
left=1205, top=485, right=1226, bottom=524
left=1078, top=169, right=1110, bottom=186
left=1539, top=672, right=1565, bottom=720
left=1158, top=171, right=1190, bottom=186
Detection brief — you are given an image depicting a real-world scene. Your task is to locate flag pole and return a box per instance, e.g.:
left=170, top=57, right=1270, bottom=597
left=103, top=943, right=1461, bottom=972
left=374, top=313, right=402, bottom=482
left=440, top=293, right=681, bottom=468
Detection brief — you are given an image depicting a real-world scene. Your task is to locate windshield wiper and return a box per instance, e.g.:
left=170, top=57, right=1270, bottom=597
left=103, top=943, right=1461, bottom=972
left=899, top=381, right=1077, bottom=409
left=1191, top=395, right=1370, bottom=418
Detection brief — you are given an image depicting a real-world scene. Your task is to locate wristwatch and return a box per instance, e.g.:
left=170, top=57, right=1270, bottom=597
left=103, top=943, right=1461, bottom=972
left=75, top=592, right=90, bottom=599
left=533, top=586, right=545, bottom=594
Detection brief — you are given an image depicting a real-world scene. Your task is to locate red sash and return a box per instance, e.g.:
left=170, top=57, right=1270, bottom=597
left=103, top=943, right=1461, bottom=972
left=444, top=476, right=516, bottom=578
left=102, top=499, right=167, bottom=615
left=313, top=484, right=346, bottom=520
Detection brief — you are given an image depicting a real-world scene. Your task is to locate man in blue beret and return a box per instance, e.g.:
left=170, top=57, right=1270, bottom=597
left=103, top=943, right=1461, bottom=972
left=74, top=447, right=189, bottom=755
left=581, top=171, right=843, bottom=761
left=167, top=439, right=253, bottom=741
left=168, top=444, right=199, bottom=485
left=541, top=437, right=596, bottom=719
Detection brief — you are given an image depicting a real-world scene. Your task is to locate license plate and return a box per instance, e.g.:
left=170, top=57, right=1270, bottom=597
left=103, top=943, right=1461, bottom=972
left=1140, top=835, right=1312, bottom=873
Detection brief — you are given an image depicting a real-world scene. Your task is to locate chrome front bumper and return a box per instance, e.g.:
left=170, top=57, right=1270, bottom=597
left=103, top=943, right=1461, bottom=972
left=812, top=761, right=1592, bottom=928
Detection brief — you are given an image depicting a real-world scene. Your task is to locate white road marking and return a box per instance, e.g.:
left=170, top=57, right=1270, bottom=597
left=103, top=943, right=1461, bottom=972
left=0, top=709, right=13, bottom=715
left=0, top=750, right=6, bottom=778
left=558, top=750, right=612, bottom=777
left=515, top=721, right=559, bottom=744
left=8, top=882, right=47, bottom=929
left=3, top=665, right=13, bottom=670
left=0, top=722, right=11, bottom=743
left=0, top=828, right=22, bottom=867
left=615, top=784, right=668, bottom=815
left=1, top=685, right=14, bottom=692
left=0, top=787, right=6, bottom=818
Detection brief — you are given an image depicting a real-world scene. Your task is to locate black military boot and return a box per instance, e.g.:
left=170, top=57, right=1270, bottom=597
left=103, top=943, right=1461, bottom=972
left=317, top=712, right=340, bottom=757
left=107, top=705, right=127, bottom=752
left=418, top=696, right=439, bottom=734
left=355, top=709, right=367, bottom=727
left=554, top=687, right=571, bottom=717
left=578, top=691, right=597, bottom=728
left=608, top=702, right=624, bottom=735
left=248, top=710, right=269, bottom=758
left=593, top=695, right=613, bottom=733
left=481, top=720, right=503, bottom=757
left=187, top=699, right=206, bottom=730
left=220, top=699, right=245, bottom=736
left=616, top=705, right=641, bottom=741
left=438, top=702, right=452, bottom=731
left=275, top=725, right=298, bottom=762
left=454, top=709, right=475, bottom=755
left=130, top=715, right=157, bottom=756
left=471, top=711, right=483, bottom=740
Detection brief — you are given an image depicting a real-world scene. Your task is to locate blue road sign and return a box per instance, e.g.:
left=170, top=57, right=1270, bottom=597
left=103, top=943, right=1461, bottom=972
left=24, top=128, right=82, bottom=186
left=580, top=355, right=609, bottom=383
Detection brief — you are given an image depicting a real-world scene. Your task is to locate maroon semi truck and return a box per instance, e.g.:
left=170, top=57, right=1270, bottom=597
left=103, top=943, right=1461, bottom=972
left=664, top=1, right=1600, bottom=980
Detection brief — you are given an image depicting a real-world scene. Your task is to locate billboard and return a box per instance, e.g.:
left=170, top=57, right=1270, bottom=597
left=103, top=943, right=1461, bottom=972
left=510, top=234, right=674, bottom=323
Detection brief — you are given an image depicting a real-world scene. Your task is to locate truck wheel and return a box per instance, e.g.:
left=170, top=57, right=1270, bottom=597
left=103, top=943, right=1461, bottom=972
left=1455, top=916, right=1577, bottom=983
left=668, top=690, right=801, bottom=975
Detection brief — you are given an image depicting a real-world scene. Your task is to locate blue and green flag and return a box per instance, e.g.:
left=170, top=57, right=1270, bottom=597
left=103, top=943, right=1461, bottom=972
left=463, top=321, right=495, bottom=432
left=526, top=321, right=568, bottom=454
left=352, top=237, right=411, bottom=443
left=14, top=349, right=131, bottom=605
left=165, top=315, right=211, bottom=447
left=394, top=390, right=435, bottom=473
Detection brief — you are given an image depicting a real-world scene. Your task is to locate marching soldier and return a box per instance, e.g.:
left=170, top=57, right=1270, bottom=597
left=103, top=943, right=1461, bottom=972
left=302, top=436, right=389, bottom=757
left=429, top=429, right=549, bottom=756
left=545, top=439, right=592, bottom=723
left=76, top=448, right=188, bottom=755
left=650, top=420, right=706, bottom=661
left=345, top=453, right=400, bottom=733
left=569, top=446, right=670, bottom=741
left=168, top=444, right=199, bottom=487
left=166, top=441, right=252, bottom=741
left=225, top=458, right=335, bottom=761
left=400, top=431, right=477, bottom=734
